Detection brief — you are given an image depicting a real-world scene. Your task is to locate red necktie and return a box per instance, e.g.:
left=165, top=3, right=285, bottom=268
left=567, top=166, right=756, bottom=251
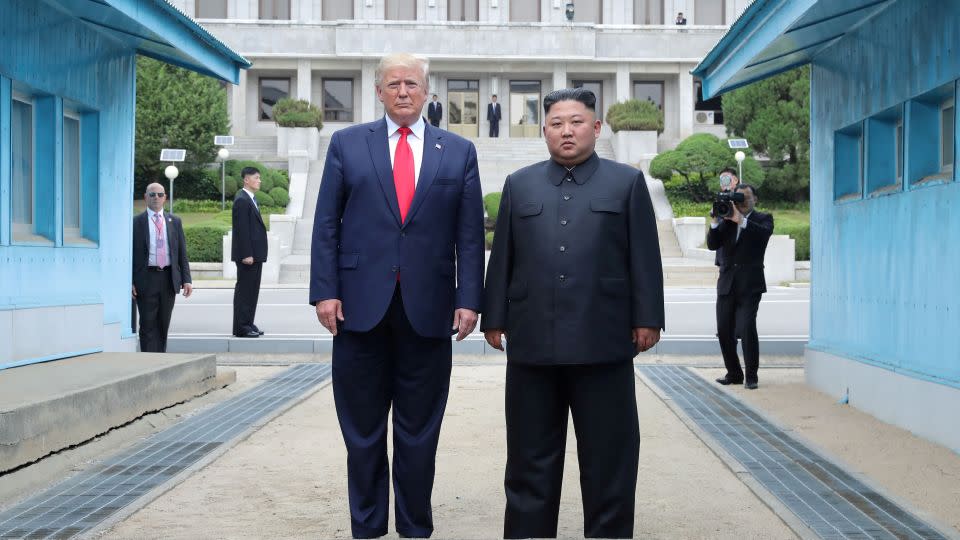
left=394, top=127, right=415, bottom=223
left=153, top=213, right=167, bottom=268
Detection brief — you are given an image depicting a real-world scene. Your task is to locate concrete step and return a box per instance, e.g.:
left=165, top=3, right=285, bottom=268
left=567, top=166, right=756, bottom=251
left=0, top=353, right=232, bottom=473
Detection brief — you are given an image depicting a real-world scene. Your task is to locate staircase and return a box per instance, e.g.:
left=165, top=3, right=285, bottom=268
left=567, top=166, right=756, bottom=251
left=228, top=136, right=285, bottom=168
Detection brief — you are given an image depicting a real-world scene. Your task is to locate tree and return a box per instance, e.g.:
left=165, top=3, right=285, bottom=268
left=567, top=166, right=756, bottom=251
left=134, top=56, right=229, bottom=196
left=722, top=66, right=810, bottom=201
left=648, top=133, right=764, bottom=202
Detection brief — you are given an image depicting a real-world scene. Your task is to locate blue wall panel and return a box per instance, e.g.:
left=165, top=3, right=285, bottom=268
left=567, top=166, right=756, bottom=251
left=809, top=0, right=960, bottom=387
left=0, top=0, right=137, bottom=353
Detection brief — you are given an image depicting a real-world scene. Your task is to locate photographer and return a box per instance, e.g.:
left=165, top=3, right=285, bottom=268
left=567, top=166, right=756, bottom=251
left=707, top=179, right=774, bottom=389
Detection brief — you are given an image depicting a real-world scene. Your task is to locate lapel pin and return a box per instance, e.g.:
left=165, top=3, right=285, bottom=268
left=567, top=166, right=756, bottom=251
left=435, top=143, right=442, bottom=150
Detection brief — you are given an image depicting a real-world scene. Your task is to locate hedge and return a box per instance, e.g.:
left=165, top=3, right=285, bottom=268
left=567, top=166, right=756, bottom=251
left=483, top=193, right=502, bottom=221
left=778, top=223, right=810, bottom=261
left=269, top=187, right=290, bottom=207
left=184, top=225, right=229, bottom=262
left=606, top=99, right=664, bottom=134
left=273, top=98, right=323, bottom=129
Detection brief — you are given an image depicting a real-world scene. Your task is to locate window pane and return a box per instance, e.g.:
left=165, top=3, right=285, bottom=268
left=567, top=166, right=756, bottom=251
left=896, top=120, right=903, bottom=180
left=323, top=0, right=353, bottom=19
left=449, top=0, right=463, bottom=21
left=574, top=0, right=601, bottom=22
left=64, top=116, right=81, bottom=231
left=464, top=0, right=478, bottom=21
left=323, top=79, right=354, bottom=122
left=261, top=0, right=290, bottom=19
left=448, top=98, right=462, bottom=124
left=386, top=0, right=416, bottom=20
left=573, top=81, right=602, bottom=120
left=510, top=0, right=539, bottom=21
left=12, top=99, right=33, bottom=230
left=942, top=105, right=954, bottom=168
left=694, top=0, right=724, bottom=24
left=634, top=0, right=663, bottom=24
left=196, top=0, right=227, bottom=18
left=260, top=78, right=290, bottom=121
left=633, top=81, right=663, bottom=110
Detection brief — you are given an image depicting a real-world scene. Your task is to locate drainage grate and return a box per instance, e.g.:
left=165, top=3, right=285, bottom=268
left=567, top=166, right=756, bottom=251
left=638, top=365, right=947, bottom=540
left=0, top=363, right=331, bottom=539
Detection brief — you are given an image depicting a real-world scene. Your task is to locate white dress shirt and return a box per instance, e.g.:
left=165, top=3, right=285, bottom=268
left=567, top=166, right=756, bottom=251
left=242, top=187, right=258, bottom=209
left=147, top=208, right=169, bottom=267
left=385, top=115, right=425, bottom=186
left=711, top=210, right=752, bottom=242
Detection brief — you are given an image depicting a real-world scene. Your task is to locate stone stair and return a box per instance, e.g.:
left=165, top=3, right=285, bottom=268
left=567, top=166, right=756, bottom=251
left=228, top=135, right=285, bottom=168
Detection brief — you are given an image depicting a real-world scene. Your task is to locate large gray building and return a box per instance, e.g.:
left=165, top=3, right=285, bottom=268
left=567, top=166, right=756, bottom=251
left=169, top=0, right=748, bottom=149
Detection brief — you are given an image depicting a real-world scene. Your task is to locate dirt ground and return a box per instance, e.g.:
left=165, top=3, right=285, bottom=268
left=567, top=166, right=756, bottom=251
left=104, top=365, right=796, bottom=539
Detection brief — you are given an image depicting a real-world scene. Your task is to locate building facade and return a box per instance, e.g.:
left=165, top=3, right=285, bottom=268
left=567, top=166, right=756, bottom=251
left=0, top=0, right=248, bottom=369
left=170, top=0, right=750, bottom=149
left=695, top=0, right=960, bottom=453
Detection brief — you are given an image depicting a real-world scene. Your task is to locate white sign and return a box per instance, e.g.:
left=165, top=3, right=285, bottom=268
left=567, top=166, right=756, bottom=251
left=727, top=139, right=749, bottom=149
left=160, top=148, right=186, bottom=162
left=214, top=135, right=235, bottom=146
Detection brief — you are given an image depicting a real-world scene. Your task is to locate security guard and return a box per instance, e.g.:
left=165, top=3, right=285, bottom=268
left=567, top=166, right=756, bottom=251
left=481, top=88, right=665, bottom=539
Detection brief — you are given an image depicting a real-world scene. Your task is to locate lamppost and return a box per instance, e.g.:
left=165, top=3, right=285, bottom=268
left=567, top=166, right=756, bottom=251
left=165, top=165, right=179, bottom=213
left=734, top=150, right=746, bottom=181
left=218, top=147, right=230, bottom=211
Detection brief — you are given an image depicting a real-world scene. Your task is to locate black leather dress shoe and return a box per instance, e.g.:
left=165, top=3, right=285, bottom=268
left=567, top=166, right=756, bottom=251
left=237, top=330, right=260, bottom=338
left=716, top=376, right=744, bottom=385
left=745, top=381, right=759, bottom=390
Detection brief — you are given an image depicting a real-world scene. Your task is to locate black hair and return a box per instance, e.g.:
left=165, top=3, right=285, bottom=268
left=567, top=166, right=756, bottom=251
left=241, top=166, right=260, bottom=179
left=720, top=167, right=738, bottom=177
left=543, top=88, right=596, bottom=115
left=738, top=183, right=758, bottom=199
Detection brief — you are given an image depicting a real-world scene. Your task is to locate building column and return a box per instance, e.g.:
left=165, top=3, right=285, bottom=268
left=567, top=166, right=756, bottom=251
left=232, top=68, right=247, bottom=136
left=616, top=63, right=630, bottom=104
left=678, top=66, right=694, bottom=141
left=552, top=62, right=567, bottom=92
left=361, top=60, right=377, bottom=123
left=297, top=59, right=312, bottom=103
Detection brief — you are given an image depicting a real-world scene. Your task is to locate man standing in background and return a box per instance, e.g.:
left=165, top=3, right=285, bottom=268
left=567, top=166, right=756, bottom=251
left=487, top=94, right=501, bottom=137
left=132, top=183, right=192, bottom=352
left=232, top=166, right=268, bottom=338
left=428, top=93, right=442, bottom=127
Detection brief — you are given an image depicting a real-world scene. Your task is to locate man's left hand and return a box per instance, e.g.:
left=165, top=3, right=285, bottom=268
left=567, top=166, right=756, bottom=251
left=633, top=327, right=661, bottom=352
left=452, top=309, right=478, bottom=341
left=182, top=283, right=193, bottom=298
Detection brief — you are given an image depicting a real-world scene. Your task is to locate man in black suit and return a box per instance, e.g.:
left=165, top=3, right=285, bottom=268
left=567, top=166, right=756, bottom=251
left=132, top=182, right=192, bottom=352
left=427, top=94, right=442, bottom=127
left=232, top=166, right=268, bottom=338
left=707, top=183, right=773, bottom=389
left=482, top=88, right=664, bottom=539
left=487, top=94, right=501, bottom=137
left=675, top=12, right=687, bottom=25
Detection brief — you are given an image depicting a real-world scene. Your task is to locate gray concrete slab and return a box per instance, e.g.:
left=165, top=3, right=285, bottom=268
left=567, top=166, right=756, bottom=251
left=0, top=353, right=229, bottom=473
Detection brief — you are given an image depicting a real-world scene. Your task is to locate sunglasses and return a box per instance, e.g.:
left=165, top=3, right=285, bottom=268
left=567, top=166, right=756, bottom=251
left=147, top=192, right=167, bottom=198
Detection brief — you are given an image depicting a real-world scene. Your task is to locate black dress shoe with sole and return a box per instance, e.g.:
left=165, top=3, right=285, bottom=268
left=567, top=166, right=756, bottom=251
left=745, top=381, right=759, bottom=389
left=716, top=376, right=744, bottom=385
left=237, top=330, right=260, bottom=338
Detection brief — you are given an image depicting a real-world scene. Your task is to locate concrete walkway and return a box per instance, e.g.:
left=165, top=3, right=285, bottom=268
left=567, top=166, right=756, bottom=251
left=2, top=357, right=958, bottom=539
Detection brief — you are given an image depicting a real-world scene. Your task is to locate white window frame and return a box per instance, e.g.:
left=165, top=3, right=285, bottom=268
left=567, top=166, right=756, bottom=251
left=11, top=90, right=35, bottom=242
left=63, top=110, right=83, bottom=243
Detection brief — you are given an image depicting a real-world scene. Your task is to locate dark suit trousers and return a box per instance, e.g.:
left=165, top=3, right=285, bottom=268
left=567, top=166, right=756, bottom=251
left=233, top=262, right=262, bottom=336
left=136, top=269, right=176, bottom=353
left=332, top=286, right=452, bottom=539
left=489, top=121, right=499, bottom=137
left=504, top=361, right=639, bottom=539
left=716, top=292, right=763, bottom=383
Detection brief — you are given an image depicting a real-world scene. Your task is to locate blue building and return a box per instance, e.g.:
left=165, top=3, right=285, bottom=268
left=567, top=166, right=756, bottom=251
left=694, top=0, right=959, bottom=452
left=0, top=0, right=249, bottom=369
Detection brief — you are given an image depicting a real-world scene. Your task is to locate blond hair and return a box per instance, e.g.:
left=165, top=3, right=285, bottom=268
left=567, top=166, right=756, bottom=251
left=375, top=53, right=430, bottom=91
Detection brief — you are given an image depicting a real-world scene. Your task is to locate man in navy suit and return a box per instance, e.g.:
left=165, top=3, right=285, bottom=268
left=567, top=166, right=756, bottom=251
left=487, top=94, right=501, bottom=137
left=232, top=167, right=268, bottom=338
left=310, top=53, right=485, bottom=539
left=427, top=94, right=442, bottom=127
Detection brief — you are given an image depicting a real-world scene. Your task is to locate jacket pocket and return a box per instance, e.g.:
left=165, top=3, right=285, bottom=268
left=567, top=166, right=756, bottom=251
left=590, top=198, right=625, bottom=214
left=338, top=252, right=359, bottom=269
left=517, top=202, right=543, bottom=217
left=507, top=280, right=528, bottom=301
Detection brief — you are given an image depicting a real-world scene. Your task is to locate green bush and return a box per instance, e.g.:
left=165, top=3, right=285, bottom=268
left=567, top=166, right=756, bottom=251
left=221, top=160, right=290, bottom=208
left=273, top=169, right=290, bottom=190
left=273, top=98, right=323, bottom=129
left=606, top=99, right=664, bottom=134
left=269, top=187, right=290, bottom=207
left=254, top=191, right=276, bottom=207
left=173, top=199, right=232, bottom=213
left=485, top=231, right=495, bottom=249
left=483, top=193, right=502, bottom=221
left=184, top=224, right=229, bottom=262
left=778, top=223, right=810, bottom=261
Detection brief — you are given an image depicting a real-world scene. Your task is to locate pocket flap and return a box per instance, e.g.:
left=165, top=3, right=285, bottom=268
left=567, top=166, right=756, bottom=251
left=518, top=202, right=543, bottom=217
left=590, top=198, right=625, bottom=214
left=338, top=252, right=359, bottom=269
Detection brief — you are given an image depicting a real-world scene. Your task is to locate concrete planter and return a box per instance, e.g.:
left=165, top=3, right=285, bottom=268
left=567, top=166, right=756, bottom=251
left=612, top=130, right=658, bottom=169
left=277, top=127, right=320, bottom=160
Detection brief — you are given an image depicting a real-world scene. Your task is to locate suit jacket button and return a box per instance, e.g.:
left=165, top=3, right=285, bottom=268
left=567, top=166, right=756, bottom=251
left=563, top=195, right=571, bottom=201
left=559, top=246, right=566, bottom=252
left=560, top=219, right=568, bottom=226
left=559, top=274, right=566, bottom=281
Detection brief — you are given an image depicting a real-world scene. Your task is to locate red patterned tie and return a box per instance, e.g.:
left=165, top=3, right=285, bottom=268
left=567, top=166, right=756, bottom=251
left=394, top=127, right=415, bottom=223
left=153, top=213, right=167, bottom=268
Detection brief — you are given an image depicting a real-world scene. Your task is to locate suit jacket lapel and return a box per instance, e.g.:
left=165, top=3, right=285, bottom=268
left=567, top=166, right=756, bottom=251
left=367, top=120, right=402, bottom=226
left=404, top=124, right=443, bottom=227
left=136, top=212, right=148, bottom=259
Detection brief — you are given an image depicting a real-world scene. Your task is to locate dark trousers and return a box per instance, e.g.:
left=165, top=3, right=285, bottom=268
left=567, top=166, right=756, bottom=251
left=232, top=261, right=262, bottom=336
left=504, top=361, right=640, bottom=539
left=136, top=269, right=175, bottom=353
left=489, top=121, right=500, bottom=137
left=716, top=292, right=763, bottom=383
left=332, top=286, right=453, bottom=539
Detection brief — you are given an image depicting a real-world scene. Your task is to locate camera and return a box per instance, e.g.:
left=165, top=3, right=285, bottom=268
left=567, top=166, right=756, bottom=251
left=713, top=191, right=745, bottom=218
